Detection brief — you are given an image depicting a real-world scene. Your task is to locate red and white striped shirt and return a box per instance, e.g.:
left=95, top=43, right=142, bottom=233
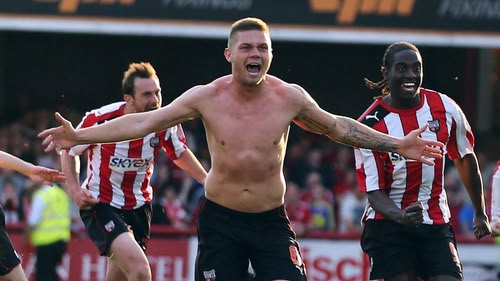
left=354, top=88, right=475, bottom=225
left=68, top=102, right=187, bottom=210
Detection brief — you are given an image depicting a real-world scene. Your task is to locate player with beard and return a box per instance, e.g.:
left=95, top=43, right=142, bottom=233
left=355, top=41, right=491, bottom=281
left=58, top=62, right=207, bottom=281
left=40, top=20, right=444, bottom=281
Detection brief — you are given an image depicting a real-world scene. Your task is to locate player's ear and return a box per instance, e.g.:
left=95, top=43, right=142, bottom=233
left=124, top=94, right=133, bottom=103
left=224, top=48, right=232, bottom=63
left=381, top=66, right=388, bottom=80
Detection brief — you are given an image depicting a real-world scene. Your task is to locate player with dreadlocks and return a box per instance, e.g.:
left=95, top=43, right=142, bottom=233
left=355, top=41, right=491, bottom=281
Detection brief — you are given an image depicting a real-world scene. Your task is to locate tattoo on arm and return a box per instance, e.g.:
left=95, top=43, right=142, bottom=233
left=300, top=114, right=332, bottom=132
left=299, top=113, right=397, bottom=151
left=337, top=117, right=397, bottom=151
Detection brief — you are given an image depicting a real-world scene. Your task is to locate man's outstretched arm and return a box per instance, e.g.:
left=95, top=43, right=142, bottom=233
left=0, top=150, right=66, bottom=184
left=39, top=86, right=203, bottom=151
left=292, top=85, right=443, bottom=165
left=295, top=111, right=443, bottom=165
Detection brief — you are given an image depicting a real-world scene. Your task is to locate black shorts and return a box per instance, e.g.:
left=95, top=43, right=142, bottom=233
left=80, top=203, right=152, bottom=256
left=361, top=220, right=463, bottom=280
left=195, top=198, right=307, bottom=281
left=0, top=205, right=21, bottom=275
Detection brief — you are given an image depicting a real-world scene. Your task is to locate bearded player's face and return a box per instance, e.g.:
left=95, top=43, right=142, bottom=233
left=131, top=77, right=162, bottom=112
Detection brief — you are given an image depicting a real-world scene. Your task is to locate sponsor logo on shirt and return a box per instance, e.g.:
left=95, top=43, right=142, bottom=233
left=390, top=152, right=406, bottom=162
left=390, top=152, right=420, bottom=163
left=109, top=157, right=153, bottom=172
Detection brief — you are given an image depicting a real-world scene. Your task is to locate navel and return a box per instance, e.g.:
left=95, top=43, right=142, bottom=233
left=220, top=140, right=226, bottom=146
left=273, top=140, right=278, bottom=145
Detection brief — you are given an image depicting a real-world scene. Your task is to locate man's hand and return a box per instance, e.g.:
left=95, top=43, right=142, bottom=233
left=28, top=165, right=66, bottom=185
left=72, top=188, right=99, bottom=210
left=396, top=124, right=444, bottom=166
left=38, top=112, right=78, bottom=152
left=398, top=201, right=424, bottom=226
left=397, top=125, right=444, bottom=166
left=491, top=220, right=500, bottom=237
left=472, top=213, right=491, bottom=240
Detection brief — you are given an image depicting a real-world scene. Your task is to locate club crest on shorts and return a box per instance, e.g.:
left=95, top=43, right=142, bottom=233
left=150, top=136, right=160, bottom=148
left=104, top=220, right=115, bottom=232
left=289, top=245, right=306, bottom=275
left=203, top=269, right=216, bottom=281
left=427, top=120, right=440, bottom=132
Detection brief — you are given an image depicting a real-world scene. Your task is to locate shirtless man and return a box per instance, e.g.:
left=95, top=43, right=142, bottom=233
left=39, top=17, right=443, bottom=281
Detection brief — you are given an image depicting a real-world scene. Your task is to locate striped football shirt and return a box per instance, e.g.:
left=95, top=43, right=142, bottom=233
left=354, top=88, right=474, bottom=225
left=68, top=102, right=187, bottom=210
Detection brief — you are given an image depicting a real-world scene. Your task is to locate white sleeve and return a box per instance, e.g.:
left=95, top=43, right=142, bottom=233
left=164, top=124, right=187, bottom=160
left=27, top=191, right=47, bottom=227
left=445, top=96, right=474, bottom=159
left=355, top=147, right=384, bottom=193
left=68, top=115, right=93, bottom=156
left=490, top=166, right=500, bottom=222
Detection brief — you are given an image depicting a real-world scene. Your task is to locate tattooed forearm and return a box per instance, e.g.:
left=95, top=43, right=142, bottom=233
left=335, top=117, right=398, bottom=151
left=298, top=113, right=333, bottom=133
left=297, top=113, right=399, bottom=152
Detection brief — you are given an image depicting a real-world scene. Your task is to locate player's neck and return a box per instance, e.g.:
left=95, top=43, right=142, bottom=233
left=123, top=103, right=138, bottom=115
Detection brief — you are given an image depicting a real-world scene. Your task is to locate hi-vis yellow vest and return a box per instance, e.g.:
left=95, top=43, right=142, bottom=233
left=30, top=185, right=71, bottom=246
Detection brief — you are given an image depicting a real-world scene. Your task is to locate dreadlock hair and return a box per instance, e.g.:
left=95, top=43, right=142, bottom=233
left=364, top=41, right=420, bottom=99
left=122, top=62, right=158, bottom=97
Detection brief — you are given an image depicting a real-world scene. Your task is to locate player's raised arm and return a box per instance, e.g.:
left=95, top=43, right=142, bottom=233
left=39, top=86, right=203, bottom=151
left=292, top=86, right=443, bottom=165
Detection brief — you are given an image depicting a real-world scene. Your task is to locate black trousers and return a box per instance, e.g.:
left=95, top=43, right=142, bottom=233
left=35, top=240, right=67, bottom=281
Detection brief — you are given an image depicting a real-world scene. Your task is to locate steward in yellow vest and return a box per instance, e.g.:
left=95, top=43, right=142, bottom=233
left=28, top=184, right=71, bottom=281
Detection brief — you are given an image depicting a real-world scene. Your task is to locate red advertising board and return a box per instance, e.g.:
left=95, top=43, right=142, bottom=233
left=7, top=231, right=500, bottom=281
left=10, top=234, right=190, bottom=281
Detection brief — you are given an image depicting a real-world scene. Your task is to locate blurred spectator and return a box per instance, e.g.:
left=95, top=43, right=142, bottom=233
left=330, top=147, right=356, bottom=198
left=69, top=200, right=87, bottom=239
left=309, top=182, right=335, bottom=231
left=19, top=182, right=35, bottom=222
left=300, top=171, right=334, bottom=203
left=32, top=140, right=59, bottom=171
left=0, top=163, right=27, bottom=194
left=458, top=199, right=475, bottom=238
left=151, top=159, right=175, bottom=196
left=337, top=170, right=366, bottom=234
left=160, top=185, right=192, bottom=231
left=477, top=151, right=497, bottom=190
left=283, top=142, right=307, bottom=181
left=293, top=148, right=334, bottom=188
left=284, top=182, right=312, bottom=237
left=177, top=171, right=205, bottom=216
left=0, top=177, right=21, bottom=224
left=444, top=166, right=467, bottom=229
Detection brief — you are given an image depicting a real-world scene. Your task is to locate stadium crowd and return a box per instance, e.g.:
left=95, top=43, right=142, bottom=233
left=0, top=107, right=498, bottom=239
